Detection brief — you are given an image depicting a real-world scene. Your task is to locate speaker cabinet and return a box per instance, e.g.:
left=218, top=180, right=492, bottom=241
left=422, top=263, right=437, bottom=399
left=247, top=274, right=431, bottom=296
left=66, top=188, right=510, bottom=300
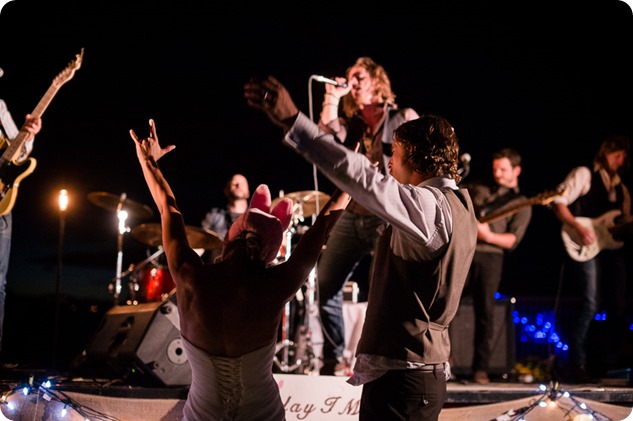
left=84, top=299, right=191, bottom=386
left=448, top=296, right=515, bottom=376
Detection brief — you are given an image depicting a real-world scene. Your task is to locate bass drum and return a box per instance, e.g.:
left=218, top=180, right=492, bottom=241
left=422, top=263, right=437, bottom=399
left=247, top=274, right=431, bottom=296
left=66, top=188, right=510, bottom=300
left=133, top=264, right=175, bottom=302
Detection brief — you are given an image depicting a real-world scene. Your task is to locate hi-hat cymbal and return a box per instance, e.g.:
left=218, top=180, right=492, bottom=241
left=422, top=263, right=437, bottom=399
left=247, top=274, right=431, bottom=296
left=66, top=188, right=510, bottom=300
left=88, top=191, right=154, bottom=220
left=272, top=190, right=331, bottom=217
left=131, top=223, right=223, bottom=251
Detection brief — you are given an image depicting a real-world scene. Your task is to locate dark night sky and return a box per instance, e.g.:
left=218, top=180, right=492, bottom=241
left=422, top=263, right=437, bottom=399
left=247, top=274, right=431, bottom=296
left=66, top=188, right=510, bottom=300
left=1, top=3, right=632, bottom=307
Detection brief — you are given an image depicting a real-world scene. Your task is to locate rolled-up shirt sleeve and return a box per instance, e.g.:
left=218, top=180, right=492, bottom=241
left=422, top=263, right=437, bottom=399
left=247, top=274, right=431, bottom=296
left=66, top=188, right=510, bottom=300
left=553, top=166, right=591, bottom=206
left=284, top=112, right=453, bottom=260
left=0, top=99, right=35, bottom=163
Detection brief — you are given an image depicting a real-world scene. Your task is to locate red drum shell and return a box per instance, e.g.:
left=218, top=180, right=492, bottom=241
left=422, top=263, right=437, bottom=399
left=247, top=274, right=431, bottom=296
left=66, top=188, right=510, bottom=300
left=135, top=265, right=175, bottom=302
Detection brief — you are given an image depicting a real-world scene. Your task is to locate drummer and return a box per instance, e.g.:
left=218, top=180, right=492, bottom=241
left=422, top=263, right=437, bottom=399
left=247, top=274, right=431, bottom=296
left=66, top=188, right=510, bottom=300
left=201, top=173, right=251, bottom=262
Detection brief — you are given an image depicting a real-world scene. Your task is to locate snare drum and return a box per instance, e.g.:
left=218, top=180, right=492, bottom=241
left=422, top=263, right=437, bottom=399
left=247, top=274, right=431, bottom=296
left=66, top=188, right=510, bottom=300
left=133, top=264, right=175, bottom=302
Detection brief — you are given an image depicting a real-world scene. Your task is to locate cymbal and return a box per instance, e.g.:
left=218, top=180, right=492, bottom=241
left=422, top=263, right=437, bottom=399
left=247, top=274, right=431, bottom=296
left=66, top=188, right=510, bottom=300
left=88, top=191, right=154, bottom=220
left=131, top=223, right=162, bottom=247
left=273, top=190, right=331, bottom=217
left=185, top=226, right=224, bottom=250
left=131, top=223, right=223, bottom=251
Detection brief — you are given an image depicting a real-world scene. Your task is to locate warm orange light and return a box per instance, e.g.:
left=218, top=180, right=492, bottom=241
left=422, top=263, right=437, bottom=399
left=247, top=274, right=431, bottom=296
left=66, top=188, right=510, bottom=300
left=59, top=189, right=69, bottom=212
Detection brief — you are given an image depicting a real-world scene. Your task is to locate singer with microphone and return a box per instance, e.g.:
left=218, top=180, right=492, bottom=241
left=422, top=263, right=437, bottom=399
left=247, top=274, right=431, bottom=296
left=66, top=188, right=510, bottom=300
left=313, top=57, right=419, bottom=376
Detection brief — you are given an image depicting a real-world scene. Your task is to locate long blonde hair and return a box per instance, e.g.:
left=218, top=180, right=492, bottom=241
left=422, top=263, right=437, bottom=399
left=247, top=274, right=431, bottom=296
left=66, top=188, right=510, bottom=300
left=342, top=57, right=397, bottom=119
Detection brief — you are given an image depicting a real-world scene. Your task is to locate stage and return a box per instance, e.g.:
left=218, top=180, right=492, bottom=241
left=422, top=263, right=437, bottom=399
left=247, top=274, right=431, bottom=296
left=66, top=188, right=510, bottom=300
left=1, top=294, right=632, bottom=420
left=0, top=367, right=632, bottom=421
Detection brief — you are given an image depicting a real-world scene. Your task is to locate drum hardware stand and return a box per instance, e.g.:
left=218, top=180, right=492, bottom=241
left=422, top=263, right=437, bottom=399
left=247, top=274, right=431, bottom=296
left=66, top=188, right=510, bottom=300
left=113, top=248, right=165, bottom=305
left=110, top=193, right=130, bottom=305
left=295, top=201, right=321, bottom=374
left=273, top=227, right=304, bottom=373
left=302, top=265, right=320, bottom=374
left=273, top=201, right=321, bottom=374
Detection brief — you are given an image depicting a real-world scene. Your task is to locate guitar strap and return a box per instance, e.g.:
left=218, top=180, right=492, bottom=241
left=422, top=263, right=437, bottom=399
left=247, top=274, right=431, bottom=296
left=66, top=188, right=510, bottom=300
left=476, top=187, right=521, bottom=220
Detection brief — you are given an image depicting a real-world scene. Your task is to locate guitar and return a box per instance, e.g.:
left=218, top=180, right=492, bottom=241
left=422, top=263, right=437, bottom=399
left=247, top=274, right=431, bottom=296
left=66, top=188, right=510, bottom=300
left=478, top=186, right=565, bottom=224
left=561, top=209, right=633, bottom=262
left=0, top=48, right=84, bottom=216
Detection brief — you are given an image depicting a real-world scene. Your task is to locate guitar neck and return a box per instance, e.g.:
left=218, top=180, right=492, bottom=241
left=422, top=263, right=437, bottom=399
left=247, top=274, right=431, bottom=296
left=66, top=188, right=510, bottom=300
left=0, top=83, right=60, bottom=166
left=479, top=197, right=536, bottom=224
left=0, top=48, right=83, bottom=167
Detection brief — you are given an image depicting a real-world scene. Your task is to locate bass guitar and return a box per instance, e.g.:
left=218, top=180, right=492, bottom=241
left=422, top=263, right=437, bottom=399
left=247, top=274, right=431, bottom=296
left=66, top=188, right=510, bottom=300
left=478, top=186, right=565, bottom=224
left=0, top=48, right=84, bottom=216
left=561, top=209, right=633, bottom=262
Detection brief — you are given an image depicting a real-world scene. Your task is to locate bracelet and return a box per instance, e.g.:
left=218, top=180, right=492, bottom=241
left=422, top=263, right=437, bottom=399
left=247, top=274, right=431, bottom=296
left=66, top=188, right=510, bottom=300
left=323, top=102, right=339, bottom=107
left=324, top=92, right=340, bottom=100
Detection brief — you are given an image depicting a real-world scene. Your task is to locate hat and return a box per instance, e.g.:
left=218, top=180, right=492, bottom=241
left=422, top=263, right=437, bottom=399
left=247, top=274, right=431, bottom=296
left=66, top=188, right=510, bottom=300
left=226, top=184, right=293, bottom=264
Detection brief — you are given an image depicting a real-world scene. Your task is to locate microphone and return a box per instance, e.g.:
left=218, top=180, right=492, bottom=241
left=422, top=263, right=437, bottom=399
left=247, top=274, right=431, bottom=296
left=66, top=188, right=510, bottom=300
left=458, top=153, right=471, bottom=177
left=312, top=75, right=348, bottom=88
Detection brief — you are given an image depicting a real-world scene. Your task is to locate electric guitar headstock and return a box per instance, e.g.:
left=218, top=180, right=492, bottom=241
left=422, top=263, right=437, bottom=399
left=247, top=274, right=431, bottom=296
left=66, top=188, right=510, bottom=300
left=52, top=48, right=84, bottom=90
left=531, top=184, right=567, bottom=206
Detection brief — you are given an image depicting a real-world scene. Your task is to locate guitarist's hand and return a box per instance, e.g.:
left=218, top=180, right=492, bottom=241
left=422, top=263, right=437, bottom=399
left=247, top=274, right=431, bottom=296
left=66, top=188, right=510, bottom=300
left=573, top=222, right=597, bottom=246
left=23, top=114, right=42, bottom=140
left=476, top=222, right=492, bottom=242
left=129, top=119, right=176, bottom=163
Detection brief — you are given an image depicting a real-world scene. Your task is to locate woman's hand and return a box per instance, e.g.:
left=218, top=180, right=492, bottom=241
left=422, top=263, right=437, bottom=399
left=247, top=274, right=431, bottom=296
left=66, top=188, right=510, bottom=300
left=129, top=118, right=176, bottom=162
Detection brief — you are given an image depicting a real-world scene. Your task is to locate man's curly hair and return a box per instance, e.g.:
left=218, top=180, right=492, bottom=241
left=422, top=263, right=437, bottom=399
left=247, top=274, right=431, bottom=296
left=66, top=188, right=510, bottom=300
left=393, top=114, right=462, bottom=183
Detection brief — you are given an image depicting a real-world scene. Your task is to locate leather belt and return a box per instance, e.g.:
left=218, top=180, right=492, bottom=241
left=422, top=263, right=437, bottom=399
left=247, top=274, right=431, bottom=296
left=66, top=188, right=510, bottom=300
left=416, top=363, right=446, bottom=372
left=347, top=200, right=376, bottom=216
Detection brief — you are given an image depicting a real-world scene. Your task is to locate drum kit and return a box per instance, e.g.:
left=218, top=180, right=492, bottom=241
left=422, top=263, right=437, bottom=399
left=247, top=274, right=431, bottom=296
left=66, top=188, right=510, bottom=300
left=88, top=188, right=329, bottom=374
left=87, top=191, right=222, bottom=305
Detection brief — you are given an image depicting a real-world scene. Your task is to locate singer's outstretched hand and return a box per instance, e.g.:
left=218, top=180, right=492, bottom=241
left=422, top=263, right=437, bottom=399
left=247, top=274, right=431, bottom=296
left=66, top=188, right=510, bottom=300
left=244, top=76, right=299, bottom=130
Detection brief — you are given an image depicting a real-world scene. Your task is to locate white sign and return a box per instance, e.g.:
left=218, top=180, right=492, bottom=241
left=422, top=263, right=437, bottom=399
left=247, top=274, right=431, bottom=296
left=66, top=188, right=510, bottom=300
left=276, top=374, right=361, bottom=420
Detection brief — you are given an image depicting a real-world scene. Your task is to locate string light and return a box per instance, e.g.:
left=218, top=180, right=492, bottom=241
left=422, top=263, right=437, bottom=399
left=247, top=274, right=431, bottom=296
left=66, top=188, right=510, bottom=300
left=1, top=372, right=625, bottom=420
left=492, top=382, right=615, bottom=421
left=0, top=376, right=119, bottom=421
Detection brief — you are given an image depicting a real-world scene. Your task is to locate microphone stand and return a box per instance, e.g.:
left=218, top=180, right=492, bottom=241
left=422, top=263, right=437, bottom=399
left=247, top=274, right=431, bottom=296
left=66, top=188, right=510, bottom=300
left=302, top=76, right=327, bottom=374
left=271, top=77, right=327, bottom=374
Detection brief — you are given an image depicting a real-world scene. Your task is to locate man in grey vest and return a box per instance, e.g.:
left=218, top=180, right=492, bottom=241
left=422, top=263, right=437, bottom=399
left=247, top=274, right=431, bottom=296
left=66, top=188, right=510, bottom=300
left=245, top=75, right=477, bottom=421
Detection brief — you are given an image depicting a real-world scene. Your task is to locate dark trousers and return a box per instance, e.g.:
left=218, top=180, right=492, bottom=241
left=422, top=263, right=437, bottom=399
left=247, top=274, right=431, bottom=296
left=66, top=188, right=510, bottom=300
left=467, top=251, right=504, bottom=373
left=317, top=211, right=382, bottom=368
left=563, top=249, right=627, bottom=370
left=360, top=368, right=447, bottom=421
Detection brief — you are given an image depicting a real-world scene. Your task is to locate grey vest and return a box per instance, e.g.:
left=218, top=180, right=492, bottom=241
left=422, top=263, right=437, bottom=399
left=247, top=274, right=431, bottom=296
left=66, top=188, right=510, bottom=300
left=356, top=188, right=477, bottom=364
